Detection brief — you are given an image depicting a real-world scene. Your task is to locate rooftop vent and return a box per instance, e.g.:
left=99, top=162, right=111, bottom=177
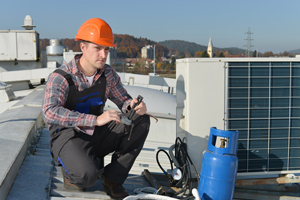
left=21, top=15, right=36, bottom=30
left=46, top=39, right=68, bottom=56
left=0, top=82, right=16, bottom=103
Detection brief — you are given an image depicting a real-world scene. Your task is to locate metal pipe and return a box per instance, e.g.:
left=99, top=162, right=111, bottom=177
left=235, top=176, right=300, bottom=186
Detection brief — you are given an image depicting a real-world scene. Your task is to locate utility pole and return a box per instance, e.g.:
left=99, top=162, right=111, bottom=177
left=244, top=27, right=254, bottom=57
left=153, top=45, right=155, bottom=74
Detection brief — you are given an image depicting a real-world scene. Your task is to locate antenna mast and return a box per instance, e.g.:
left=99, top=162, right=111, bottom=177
left=244, top=27, right=254, bottom=57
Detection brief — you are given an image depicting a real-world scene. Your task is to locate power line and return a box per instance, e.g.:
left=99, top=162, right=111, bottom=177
left=244, top=27, right=254, bottom=57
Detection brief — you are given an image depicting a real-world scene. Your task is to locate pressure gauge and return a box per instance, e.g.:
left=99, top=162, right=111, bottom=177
left=172, top=168, right=182, bottom=180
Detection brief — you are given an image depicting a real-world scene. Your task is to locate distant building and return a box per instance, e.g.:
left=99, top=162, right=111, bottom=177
left=109, top=47, right=117, bottom=59
left=207, top=37, right=213, bottom=58
left=141, top=45, right=154, bottom=59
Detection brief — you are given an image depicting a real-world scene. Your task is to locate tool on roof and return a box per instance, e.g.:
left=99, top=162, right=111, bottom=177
left=120, top=95, right=143, bottom=125
left=119, top=95, right=143, bottom=140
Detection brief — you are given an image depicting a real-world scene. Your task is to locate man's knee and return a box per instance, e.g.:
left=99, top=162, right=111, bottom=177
left=139, top=114, right=150, bottom=128
left=133, top=114, right=150, bottom=139
left=70, top=165, right=100, bottom=187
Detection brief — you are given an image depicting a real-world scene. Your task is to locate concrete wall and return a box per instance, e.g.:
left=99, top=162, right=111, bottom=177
left=0, top=85, right=45, bottom=200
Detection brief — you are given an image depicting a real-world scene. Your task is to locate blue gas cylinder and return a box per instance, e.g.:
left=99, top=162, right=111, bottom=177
left=198, top=127, right=239, bottom=200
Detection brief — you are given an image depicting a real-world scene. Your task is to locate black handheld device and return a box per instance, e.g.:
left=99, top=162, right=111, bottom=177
left=120, top=95, right=144, bottom=125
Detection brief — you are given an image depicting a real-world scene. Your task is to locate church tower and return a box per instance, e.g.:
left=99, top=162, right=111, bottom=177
left=207, top=37, right=213, bottom=58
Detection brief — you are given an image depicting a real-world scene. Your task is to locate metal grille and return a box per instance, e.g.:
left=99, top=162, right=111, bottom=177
left=227, top=61, right=300, bottom=173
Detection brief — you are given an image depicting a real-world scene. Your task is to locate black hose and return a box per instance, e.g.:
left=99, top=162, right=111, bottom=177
left=174, top=137, right=199, bottom=196
left=156, top=149, right=174, bottom=182
left=175, top=137, right=199, bottom=182
left=156, top=137, right=200, bottom=198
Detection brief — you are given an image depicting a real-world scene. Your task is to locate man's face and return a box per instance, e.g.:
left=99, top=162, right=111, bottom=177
left=81, top=42, right=109, bottom=69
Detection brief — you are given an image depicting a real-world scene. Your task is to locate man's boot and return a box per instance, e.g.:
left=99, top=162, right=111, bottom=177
left=61, top=167, right=86, bottom=192
left=103, top=177, right=129, bottom=198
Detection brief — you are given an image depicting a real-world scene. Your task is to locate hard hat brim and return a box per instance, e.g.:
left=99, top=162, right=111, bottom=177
left=75, top=37, right=117, bottom=48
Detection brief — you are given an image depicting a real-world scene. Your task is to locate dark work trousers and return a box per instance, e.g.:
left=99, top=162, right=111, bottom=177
left=51, top=112, right=150, bottom=187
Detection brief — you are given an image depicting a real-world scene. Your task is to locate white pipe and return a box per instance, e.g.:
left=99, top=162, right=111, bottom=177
left=192, top=188, right=201, bottom=200
left=123, top=194, right=178, bottom=200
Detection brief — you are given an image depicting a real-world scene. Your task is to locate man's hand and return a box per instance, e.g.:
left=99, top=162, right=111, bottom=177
left=130, top=98, right=147, bottom=115
left=94, top=110, right=121, bottom=126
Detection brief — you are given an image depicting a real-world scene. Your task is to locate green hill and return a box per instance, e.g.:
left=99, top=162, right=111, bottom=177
left=40, top=35, right=169, bottom=59
left=289, top=49, right=300, bottom=54
left=159, top=40, right=247, bottom=56
left=40, top=36, right=247, bottom=58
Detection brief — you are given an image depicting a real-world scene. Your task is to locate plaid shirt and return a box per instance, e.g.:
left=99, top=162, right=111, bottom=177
left=42, top=54, right=132, bottom=134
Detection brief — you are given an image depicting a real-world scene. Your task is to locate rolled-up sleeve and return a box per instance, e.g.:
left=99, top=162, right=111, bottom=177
left=42, top=72, right=96, bottom=127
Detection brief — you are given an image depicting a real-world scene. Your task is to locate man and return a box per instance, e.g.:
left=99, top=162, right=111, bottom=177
left=42, top=18, right=150, bottom=199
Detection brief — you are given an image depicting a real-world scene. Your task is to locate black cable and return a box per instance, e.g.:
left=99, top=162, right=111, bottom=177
left=173, top=137, right=199, bottom=197
left=156, top=149, right=174, bottom=183
left=175, top=137, right=199, bottom=182
left=155, top=137, right=200, bottom=199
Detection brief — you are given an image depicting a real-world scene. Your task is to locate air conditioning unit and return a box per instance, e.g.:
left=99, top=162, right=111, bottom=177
left=176, top=57, right=300, bottom=177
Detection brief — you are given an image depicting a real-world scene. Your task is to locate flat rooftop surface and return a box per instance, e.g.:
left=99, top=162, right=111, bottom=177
left=7, top=127, right=176, bottom=200
left=2, top=85, right=299, bottom=199
left=0, top=89, right=34, bottom=115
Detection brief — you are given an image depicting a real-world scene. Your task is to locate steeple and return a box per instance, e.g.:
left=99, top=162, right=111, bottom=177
left=207, top=37, right=213, bottom=58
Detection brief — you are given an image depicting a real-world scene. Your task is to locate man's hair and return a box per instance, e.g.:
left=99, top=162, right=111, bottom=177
left=81, top=40, right=91, bottom=47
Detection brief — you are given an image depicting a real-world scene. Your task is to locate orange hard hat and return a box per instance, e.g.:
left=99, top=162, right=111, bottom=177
left=75, top=18, right=116, bottom=47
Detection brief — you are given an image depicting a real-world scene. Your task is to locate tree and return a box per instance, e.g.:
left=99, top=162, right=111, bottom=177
left=224, top=51, right=229, bottom=57
left=283, top=51, right=291, bottom=57
left=218, top=52, right=225, bottom=57
left=252, top=50, right=257, bottom=57
left=194, top=51, right=202, bottom=57
left=169, top=49, right=178, bottom=57
left=201, top=51, right=209, bottom=57
left=157, top=62, right=163, bottom=69
left=215, top=50, right=219, bottom=56
left=278, top=51, right=291, bottom=57
left=185, top=51, right=192, bottom=58
left=155, top=56, right=159, bottom=65
left=109, top=34, right=169, bottom=58
left=163, top=62, right=171, bottom=71
left=178, top=51, right=185, bottom=58
left=171, top=56, right=176, bottom=67
left=262, top=51, right=274, bottom=57
left=137, top=58, right=146, bottom=74
left=117, top=51, right=127, bottom=58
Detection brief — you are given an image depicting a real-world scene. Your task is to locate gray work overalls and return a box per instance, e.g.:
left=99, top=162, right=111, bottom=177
left=49, top=69, right=150, bottom=187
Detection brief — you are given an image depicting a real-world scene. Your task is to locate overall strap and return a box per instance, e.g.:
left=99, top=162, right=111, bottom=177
left=94, top=71, right=106, bottom=84
left=53, top=69, right=76, bottom=111
left=53, top=69, right=75, bottom=86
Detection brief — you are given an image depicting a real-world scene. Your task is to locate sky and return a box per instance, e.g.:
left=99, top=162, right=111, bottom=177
left=1, top=0, right=299, bottom=54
